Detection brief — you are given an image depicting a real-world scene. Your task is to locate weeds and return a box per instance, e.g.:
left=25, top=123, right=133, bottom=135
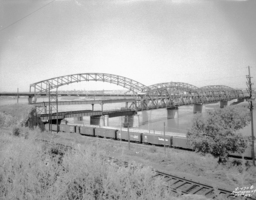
left=1, top=131, right=194, bottom=200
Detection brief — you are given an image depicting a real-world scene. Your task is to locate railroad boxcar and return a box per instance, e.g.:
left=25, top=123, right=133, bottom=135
left=79, top=125, right=97, bottom=136
left=142, top=133, right=172, bottom=146
left=95, top=126, right=117, bottom=139
left=59, top=124, right=76, bottom=133
left=172, top=136, right=193, bottom=150
left=117, top=129, right=142, bottom=143
left=51, top=124, right=59, bottom=132
left=44, top=124, right=59, bottom=132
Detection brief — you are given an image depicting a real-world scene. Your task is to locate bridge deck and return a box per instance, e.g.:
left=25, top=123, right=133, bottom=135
left=32, top=98, right=136, bottom=106
left=0, top=92, right=135, bottom=97
left=40, top=109, right=136, bottom=121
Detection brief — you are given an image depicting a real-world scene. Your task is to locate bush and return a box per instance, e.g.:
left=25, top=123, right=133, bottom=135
left=12, top=126, right=21, bottom=136
left=187, top=106, right=250, bottom=163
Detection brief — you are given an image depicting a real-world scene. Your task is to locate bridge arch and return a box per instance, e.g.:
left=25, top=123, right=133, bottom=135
left=30, top=73, right=146, bottom=95
left=142, top=82, right=199, bottom=97
left=200, top=85, right=244, bottom=100
left=143, top=82, right=198, bottom=92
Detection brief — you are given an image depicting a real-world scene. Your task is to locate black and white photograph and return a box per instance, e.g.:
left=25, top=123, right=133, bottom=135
left=0, top=0, right=256, bottom=199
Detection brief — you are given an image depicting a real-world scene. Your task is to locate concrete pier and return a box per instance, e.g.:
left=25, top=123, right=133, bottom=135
left=76, top=116, right=83, bottom=121
left=123, top=115, right=134, bottom=128
left=193, top=103, right=203, bottom=114
left=28, top=96, right=36, bottom=104
left=90, top=116, right=101, bottom=125
left=167, top=107, right=178, bottom=119
left=90, top=115, right=109, bottom=126
left=140, top=111, right=148, bottom=125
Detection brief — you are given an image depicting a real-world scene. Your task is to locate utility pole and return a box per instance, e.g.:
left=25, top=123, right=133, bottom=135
left=17, top=88, right=19, bottom=104
left=56, top=87, right=59, bottom=133
left=48, top=85, right=52, bottom=133
left=246, top=66, right=255, bottom=166
left=164, top=122, right=166, bottom=155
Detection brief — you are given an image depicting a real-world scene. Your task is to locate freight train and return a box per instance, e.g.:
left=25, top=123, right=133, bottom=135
left=45, top=123, right=253, bottom=159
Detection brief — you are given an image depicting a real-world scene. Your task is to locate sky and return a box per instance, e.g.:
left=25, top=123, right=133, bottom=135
left=0, top=0, right=255, bottom=92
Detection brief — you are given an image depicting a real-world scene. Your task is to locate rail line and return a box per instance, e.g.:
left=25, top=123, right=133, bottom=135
left=37, top=134, right=255, bottom=200
left=106, top=157, right=255, bottom=200
left=2, top=127, right=255, bottom=200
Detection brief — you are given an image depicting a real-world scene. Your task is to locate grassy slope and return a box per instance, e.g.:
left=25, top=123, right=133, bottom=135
left=0, top=103, right=35, bottom=127
left=0, top=130, right=210, bottom=200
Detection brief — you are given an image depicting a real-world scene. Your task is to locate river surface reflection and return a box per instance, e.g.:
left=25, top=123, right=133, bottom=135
left=0, top=97, right=255, bottom=137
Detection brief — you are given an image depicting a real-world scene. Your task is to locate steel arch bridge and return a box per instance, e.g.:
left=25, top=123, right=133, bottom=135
left=30, top=73, right=146, bottom=95
left=30, top=73, right=246, bottom=114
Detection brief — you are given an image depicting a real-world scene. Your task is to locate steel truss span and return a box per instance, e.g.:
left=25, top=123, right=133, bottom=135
left=30, top=74, right=247, bottom=114
left=30, top=73, right=146, bottom=95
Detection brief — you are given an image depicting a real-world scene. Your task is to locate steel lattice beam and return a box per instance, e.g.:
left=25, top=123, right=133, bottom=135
left=30, top=74, right=248, bottom=114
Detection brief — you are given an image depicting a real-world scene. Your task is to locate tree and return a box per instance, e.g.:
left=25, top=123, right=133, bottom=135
left=187, top=106, right=251, bottom=163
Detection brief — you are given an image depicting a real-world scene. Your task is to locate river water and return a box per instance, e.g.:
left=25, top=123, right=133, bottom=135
left=1, top=97, right=255, bottom=137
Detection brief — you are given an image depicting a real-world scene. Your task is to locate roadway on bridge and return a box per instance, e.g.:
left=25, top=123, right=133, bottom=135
left=32, top=98, right=136, bottom=106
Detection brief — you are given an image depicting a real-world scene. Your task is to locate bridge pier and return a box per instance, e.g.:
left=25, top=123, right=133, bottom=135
left=193, top=103, right=203, bottom=114
left=140, top=111, right=148, bottom=125
left=167, top=107, right=178, bottom=119
left=220, top=100, right=228, bottom=108
left=28, top=96, right=33, bottom=104
left=104, top=115, right=109, bottom=126
left=28, top=96, right=37, bottom=104
left=123, top=115, right=134, bottom=128
left=90, top=115, right=109, bottom=126
left=76, top=116, right=83, bottom=121
left=92, top=104, right=94, bottom=111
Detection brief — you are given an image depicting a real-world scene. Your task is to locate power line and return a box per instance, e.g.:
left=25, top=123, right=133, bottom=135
left=0, top=0, right=55, bottom=32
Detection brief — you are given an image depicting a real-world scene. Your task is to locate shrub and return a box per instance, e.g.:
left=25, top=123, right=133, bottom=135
left=187, top=107, right=250, bottom=163
left=12, top=126, right=21, bottom=137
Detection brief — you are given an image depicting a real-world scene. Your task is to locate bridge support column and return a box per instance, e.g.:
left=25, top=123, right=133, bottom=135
left=167, top=107, right=178, bottom=119
left=140, top=111, right=148, bottom=125
left=104, top=115, right=109, bottom=126
left=193, top=103, right=203, bottom=114
left=220, top=100, right=228, bottom=108
left=125, top=102, right=128, bottom=108
left=28, top=96, right=33, bottom=104
left=123, top=115, right=134, bottom=128
left=101, top=103, right=104, bottom=112
left=90, top=116, right=101, bottom=126
left=28, top=96, right=37, bottom=104
left=133, top=114, right=140, bottom=127
left=92, top=104, right=94, bottom=111
left=90, top=115, right=109, bottom=126
left=76, top=116, right=83, bottom=121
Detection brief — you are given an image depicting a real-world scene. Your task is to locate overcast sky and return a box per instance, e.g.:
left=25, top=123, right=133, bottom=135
left=0, top=0, right=255, bottom=92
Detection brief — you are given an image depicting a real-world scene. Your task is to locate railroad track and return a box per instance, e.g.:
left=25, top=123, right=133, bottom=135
left=3, top=129, right=256, bottom=200
left=106, top=157, right=256, bottom=200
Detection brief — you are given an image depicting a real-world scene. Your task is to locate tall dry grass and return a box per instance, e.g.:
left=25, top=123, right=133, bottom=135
left=0, top=130, right=210, bottom=200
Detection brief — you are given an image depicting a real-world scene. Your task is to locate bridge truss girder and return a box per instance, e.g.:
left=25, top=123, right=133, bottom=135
left=138, top=83, right=245, bottom=110
left=30, top=73, right=146, bottom=115
left=30, top=75, right=247, bottom=115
